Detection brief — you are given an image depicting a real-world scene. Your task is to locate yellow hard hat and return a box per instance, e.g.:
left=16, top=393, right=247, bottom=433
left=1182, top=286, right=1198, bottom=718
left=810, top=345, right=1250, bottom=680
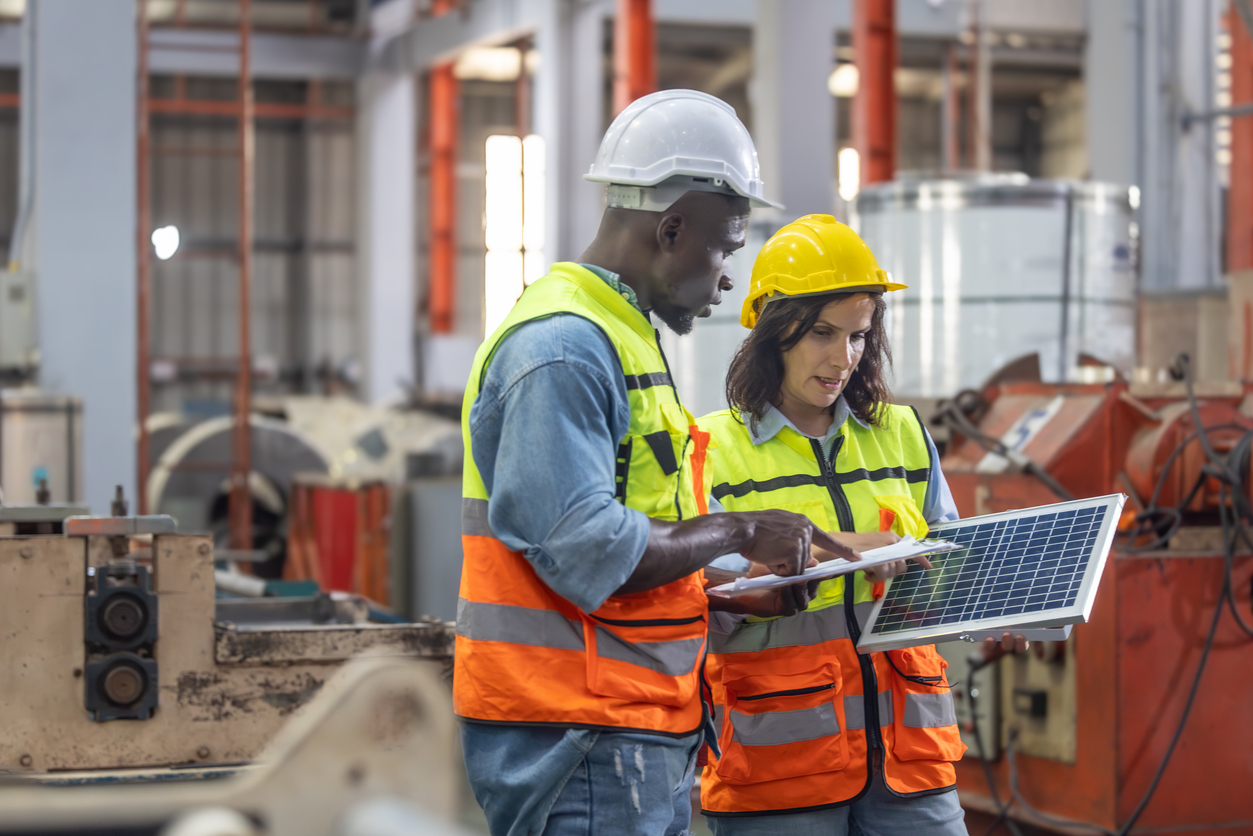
left=740, top=214, right=907, bottom=329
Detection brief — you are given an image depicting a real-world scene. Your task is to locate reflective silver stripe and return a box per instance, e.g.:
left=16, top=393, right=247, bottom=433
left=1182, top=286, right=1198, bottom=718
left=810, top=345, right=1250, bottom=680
left=455, top=598, right=584, bottom=651
left=594, top=626, right=703, bottom=676
left=844, top=691, right=893, bottom=731
left=708, top=602, right=875, bottom=654
left=729, top=703, right=840, bottom=747
left=904, top=692, right=958, bottom=729
left=462, top=497, right=493, bottom=537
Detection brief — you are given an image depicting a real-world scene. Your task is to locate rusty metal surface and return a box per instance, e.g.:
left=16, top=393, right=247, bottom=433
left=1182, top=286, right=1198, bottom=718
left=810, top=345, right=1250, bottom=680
left=215, top=622, right=455, bottom=666
left=64, top=515, right=178, bottom=536
left=0, top=659, right=460, bottom=835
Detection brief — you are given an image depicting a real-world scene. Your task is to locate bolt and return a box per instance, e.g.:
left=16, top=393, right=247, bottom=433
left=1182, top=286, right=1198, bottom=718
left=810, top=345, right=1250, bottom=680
left=196, top=746, right=210, bottom=760
left=18, top=754, right=31, bottom=768
left=18, top=547, right=32, bottom=560
left=198, top=543, right=211, bottom=556
left=101, top=596, right=145, bottom=639
left=72, top=668, right=82, bottom=678
left=101, top=663, right=145, bottom=706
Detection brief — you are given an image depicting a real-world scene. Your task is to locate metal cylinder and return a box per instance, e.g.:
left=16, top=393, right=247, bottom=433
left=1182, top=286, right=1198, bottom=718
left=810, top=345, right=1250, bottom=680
left=853, top=174, right=1138, bottom=397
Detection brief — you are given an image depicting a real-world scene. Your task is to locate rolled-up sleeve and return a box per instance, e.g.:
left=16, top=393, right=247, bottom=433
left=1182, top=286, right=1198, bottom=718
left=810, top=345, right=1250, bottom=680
left=468, top=316, right=651, bottom=613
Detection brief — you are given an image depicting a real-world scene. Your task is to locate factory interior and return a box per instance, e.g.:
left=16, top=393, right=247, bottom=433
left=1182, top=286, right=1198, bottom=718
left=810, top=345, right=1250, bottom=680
left=0, top=0, right=1251, bottom=834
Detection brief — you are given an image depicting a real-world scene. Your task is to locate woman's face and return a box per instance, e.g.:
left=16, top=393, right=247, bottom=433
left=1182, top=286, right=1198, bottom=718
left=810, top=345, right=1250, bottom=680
left=777, top=294, right=877, bottom=417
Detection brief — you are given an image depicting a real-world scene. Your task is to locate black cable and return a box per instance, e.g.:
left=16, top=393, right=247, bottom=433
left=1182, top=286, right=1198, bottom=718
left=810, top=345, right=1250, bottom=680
left=1005, top=730, right=1116, bottom=836
left=1106, top=354, right=1250, bottom=835
left=934, top=400, right=1075, bottom=502
left=966, top=656, right=1025, bottom=836
left=1110, top=564, right=1226, bottom=836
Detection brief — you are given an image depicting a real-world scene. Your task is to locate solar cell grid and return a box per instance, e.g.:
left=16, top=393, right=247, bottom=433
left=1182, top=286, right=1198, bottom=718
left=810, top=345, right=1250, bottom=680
left=868, top=504, right=1105, bottom=637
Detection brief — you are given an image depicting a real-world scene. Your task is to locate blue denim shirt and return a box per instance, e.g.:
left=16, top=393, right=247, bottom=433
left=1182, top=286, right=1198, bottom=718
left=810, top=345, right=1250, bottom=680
left=467, top=265, right=652, bottom=614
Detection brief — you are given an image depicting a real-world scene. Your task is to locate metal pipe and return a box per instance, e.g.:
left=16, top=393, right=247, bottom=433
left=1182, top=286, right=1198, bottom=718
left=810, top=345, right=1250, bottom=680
left=229, top=0, right=254, bottom=551
left=137, top=0, right=152, bottom=514
left=973, top=1, right=991, bottom=171
left=942, top=42, right=959, bottom=171
left=428, top=64, right=457, bottom=335
left=1229, top=8, right=1253, bottom=276
left=853, top=0, right=896, bottom=185
left=613, top=0, right=655, bottom=115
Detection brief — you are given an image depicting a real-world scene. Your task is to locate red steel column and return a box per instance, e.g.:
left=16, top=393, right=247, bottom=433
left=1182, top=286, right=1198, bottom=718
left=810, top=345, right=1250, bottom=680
left=428, top=65, right=458, bottom=335
left=1229, top=11, right=1253, bottom=273
left=136, top=2, right=151, bottom=513
left=853, top=0, right=897, bottom=185
left=229, top=0, right=255, bottom=550
left=613, top=0, right=655, bottom=115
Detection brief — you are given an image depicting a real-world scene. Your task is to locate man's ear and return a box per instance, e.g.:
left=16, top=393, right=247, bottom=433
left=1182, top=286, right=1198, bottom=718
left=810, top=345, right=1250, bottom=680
left=656, top=212, right=685, bottom=252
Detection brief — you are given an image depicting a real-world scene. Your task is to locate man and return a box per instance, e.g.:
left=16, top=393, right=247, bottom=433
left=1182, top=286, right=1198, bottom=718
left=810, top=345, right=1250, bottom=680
left=455, top=90, right=855, bottom=836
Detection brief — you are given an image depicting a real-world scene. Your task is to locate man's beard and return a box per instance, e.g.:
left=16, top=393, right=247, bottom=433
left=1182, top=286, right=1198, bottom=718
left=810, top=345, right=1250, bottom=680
left=653, top=303, right=695, bottom=336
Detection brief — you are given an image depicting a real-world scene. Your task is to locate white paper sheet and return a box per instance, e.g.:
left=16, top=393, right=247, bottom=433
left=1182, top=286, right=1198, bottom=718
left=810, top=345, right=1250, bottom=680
left=706, top=536, right=961, bottom=597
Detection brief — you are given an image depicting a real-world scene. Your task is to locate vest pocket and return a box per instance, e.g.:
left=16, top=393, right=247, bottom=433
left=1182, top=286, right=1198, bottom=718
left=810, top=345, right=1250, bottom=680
left=885, top=646, right=966, bottom=762
left=714, top=660, right=850, bottom=785
left=583, top=612, right=706, bottom=708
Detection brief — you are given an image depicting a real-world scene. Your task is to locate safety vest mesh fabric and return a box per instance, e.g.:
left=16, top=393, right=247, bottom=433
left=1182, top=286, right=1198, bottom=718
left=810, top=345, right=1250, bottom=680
left=699, top=405, right=966, bottom=815
left=455, top=263, right=708, bottom=736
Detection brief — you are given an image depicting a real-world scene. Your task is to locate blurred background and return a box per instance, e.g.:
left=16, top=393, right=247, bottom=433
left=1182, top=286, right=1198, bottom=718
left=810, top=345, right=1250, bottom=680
left=0, top=1, right=1251, bottom=835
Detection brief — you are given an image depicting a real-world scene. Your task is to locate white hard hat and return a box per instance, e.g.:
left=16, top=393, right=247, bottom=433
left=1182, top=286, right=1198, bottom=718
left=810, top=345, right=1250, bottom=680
left=585, top=89, right=782, bottom=211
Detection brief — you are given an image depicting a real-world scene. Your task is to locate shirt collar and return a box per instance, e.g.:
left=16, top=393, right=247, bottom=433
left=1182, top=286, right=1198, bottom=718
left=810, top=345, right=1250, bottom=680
left=579, top=263, right=643, bottom=314
left=747, top=397, right=870, bottom=447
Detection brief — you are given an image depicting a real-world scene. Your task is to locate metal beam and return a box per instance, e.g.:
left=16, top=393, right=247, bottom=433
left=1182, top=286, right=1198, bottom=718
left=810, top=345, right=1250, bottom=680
left=399, top=0, right=538, bottom=72
left=148, top=27, right=364, bottom=79
left=854, top=0, right=897, bottom=185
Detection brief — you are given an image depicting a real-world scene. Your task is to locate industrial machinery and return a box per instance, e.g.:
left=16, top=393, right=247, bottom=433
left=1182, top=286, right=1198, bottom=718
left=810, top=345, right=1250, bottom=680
left=932, top=357, right=1253, bottom=835
left=0, top=657, right=468, bottom=836
left=0, top=505, right=454, bottom=775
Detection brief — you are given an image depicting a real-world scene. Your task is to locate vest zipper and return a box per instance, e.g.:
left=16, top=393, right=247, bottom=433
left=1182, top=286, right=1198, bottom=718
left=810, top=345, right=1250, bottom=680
left=809, top=435, right=884, bottom=762
left=654, top=329, right=691, bottom=522
left=735, top=682, right=836, bottom=701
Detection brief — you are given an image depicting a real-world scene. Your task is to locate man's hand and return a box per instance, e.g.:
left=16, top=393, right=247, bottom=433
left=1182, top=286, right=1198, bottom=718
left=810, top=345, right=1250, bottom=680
left=709, top=557, right=822, bottom=617
left=980, top=632, right=1029, bottom=664
left=739, top=510, right=857, bottom=578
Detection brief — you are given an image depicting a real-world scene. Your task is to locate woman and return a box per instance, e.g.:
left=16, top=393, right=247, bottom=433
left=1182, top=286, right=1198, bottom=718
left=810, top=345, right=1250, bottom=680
left=699, top=215, right=1020, bottom=834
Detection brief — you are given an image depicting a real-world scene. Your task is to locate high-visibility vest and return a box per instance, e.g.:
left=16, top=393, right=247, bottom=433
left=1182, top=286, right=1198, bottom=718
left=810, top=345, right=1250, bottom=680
left=699, top=405, right=966, bottom=816
left=454, top=263, right=711, bottom=736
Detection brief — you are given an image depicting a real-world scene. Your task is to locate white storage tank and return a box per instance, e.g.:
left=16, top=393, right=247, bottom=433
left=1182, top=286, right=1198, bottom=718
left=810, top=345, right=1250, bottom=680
left=852, top=174, right=1138, bottom=397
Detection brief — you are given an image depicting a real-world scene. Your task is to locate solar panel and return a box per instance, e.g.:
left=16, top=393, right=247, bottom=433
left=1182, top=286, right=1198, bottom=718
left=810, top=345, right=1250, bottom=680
left=856, top=494, right=1126, bottom=653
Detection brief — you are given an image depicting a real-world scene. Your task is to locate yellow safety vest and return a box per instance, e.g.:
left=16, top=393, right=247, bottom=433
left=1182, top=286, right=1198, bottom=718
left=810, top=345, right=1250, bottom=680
left=455, top=263, right=711, bottom=735
left=700, top=405, right=965, bottom=816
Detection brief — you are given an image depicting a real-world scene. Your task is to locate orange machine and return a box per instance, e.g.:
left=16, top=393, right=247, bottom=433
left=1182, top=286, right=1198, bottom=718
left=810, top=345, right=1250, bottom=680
left=935, top=372, right=1253, bottom=835
left=285, top=474, right=391, bottom=605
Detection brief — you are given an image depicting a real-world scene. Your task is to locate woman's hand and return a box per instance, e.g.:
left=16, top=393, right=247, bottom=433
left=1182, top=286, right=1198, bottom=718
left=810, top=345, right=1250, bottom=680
left=812, top=531, right=900, bottom=561
left=980, top=631, right=1029, bottom=663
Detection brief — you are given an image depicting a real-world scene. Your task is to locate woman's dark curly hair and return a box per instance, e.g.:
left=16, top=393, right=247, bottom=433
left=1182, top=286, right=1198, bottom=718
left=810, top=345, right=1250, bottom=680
left=725, top=292, right=893, bottom=431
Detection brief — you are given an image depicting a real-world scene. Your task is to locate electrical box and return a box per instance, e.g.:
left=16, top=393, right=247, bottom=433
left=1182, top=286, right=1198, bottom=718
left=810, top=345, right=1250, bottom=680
left=1000, top=637, right=1076, bottom=762
left=0, top=270, right=35, bottom=371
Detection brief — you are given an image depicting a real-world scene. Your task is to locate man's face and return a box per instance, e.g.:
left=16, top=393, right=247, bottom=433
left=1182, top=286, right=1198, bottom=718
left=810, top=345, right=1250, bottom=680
left=650, top=194, right=750, bottom=335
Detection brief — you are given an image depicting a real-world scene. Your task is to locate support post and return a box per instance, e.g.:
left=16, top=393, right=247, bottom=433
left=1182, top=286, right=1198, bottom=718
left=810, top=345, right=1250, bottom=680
left=613, top=0, right=654, bottom=115
left=229, top=0, right=254, bottom=551
left=357, top=0, right=416, bottom=401
left=31, top=0, right=137, bottom=512
left=1229, top=8, right=1253, bottom=272
left=428, top=64, right=457, bottom=335
left=136, top=2, right=151, bottom=513
left=753, top=0, right=837, bottom=214
left=853, top=0, right=896, bottom=185
left=942, top=42, right=960, bottom=171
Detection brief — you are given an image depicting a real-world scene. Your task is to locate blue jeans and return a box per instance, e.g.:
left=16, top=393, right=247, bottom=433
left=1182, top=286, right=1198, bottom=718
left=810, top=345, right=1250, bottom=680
left=461, top=721, right=701, bottom=836
left=706, top=765, right=965, bottom=836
